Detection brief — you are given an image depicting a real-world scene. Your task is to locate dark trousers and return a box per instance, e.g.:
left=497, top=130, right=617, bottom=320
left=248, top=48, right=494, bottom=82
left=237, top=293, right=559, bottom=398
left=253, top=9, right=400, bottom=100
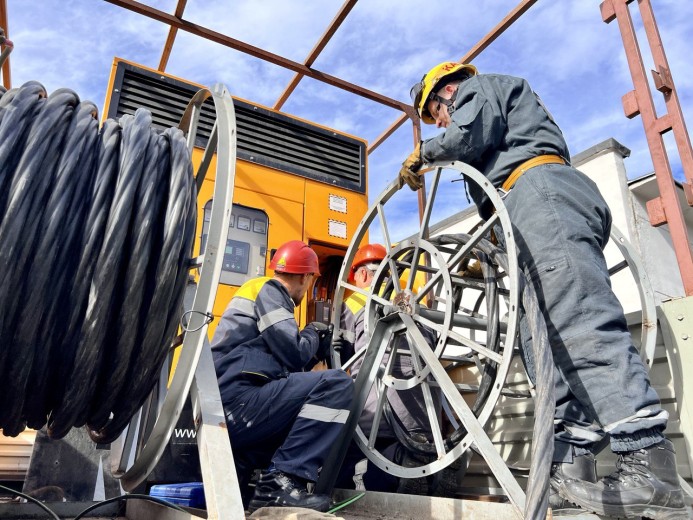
left=503, top=164, right=666, bottom=461
left=224, top=369, right=354, bottom=482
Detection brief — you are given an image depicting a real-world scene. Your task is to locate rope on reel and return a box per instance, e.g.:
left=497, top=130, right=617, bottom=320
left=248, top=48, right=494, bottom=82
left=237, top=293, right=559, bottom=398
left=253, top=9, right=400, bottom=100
left=0, top=82, right=196, bottom=443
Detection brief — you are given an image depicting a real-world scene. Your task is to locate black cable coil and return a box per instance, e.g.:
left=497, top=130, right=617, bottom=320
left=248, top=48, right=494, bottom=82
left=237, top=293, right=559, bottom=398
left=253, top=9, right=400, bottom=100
left=0, top=82, right=197, bottom=444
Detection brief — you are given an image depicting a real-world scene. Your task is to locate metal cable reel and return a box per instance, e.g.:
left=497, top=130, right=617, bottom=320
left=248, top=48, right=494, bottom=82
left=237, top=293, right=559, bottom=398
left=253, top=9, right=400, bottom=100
left=606, top=225, right=657, bottom=368
left=109, top=83, right=239, bottom=501
left=331, top=161, right=522, bottom=483
left=327, top=161, right=659, bottom=517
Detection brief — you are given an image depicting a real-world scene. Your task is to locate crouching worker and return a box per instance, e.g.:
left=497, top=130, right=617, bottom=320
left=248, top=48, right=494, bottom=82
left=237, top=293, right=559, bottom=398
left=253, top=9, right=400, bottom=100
left=211, top=240, right=354, bottom=513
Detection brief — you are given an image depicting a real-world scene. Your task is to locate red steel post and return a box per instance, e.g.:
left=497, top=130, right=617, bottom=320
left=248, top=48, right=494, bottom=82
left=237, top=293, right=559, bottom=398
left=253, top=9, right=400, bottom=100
left=601, top=0, right=693, bottom=295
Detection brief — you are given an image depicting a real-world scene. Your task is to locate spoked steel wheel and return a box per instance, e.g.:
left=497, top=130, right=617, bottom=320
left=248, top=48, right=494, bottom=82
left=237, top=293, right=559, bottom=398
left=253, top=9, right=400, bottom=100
left=110, top=84, right=238, bottom=498
left=607, top=225, right=657, bottom=367
left=332, top=162, right=521, bottom=480
left=325, top=162, right=659, bottom=520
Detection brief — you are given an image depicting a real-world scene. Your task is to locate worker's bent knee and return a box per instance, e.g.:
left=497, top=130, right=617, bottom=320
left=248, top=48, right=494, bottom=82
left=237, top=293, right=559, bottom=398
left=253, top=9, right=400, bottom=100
left=322, top=369, right=354, bottom=407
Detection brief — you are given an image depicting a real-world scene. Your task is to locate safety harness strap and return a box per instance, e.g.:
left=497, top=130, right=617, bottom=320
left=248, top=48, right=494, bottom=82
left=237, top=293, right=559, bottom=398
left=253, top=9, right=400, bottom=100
left=501, top=154, right=566, bottom=192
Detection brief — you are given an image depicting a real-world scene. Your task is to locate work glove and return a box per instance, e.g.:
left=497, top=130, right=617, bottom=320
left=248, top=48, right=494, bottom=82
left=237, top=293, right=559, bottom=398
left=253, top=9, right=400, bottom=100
left=398, top=141, right=423, bottom=191
left=331, top=332, right=346, bottom=353
left=458, top=256, right=483, bottom=279
left=306, top=322, right=333, bottom=360
left=331, top=331, right=355, bottom=363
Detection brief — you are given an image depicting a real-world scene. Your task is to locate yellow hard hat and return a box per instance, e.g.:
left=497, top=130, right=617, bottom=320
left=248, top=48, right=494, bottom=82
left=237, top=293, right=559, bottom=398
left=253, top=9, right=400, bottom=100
left=410, top=62, right=478, bottom=124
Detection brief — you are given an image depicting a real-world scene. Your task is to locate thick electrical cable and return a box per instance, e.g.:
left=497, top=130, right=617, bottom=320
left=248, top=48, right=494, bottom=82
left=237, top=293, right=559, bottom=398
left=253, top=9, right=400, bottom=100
left=17, top=100, right=100, bottom=430
left=72, top=494, right=187, bottom=520
left=0, top=484, right=188, bottom=520
left=519, top=277, right=554, bottom=520
left=0, top=82, right=196, bottom=441
left=90, top=130, right=196, bottom=443
left=0, top=483, right=61, bottom=520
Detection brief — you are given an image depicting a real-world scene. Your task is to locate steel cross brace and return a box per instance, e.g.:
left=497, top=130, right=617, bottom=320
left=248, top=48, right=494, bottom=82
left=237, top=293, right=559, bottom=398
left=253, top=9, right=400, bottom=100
left=316, top=313, right=525, bottom=518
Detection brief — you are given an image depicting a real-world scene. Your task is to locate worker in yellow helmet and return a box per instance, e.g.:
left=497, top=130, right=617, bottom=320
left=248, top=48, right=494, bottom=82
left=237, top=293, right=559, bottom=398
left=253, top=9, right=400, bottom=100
left=334, top=243, right=440, bottom=494
left=400, top=62, right=685, bottom=518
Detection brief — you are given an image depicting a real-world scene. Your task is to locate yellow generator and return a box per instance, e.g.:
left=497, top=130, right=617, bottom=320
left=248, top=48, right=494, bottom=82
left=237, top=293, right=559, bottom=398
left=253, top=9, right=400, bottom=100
left=103, top=59, right=369, bottom=333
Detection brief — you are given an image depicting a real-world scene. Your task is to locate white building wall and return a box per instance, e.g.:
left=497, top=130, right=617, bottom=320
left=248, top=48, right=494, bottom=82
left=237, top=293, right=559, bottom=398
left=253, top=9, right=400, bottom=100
left=628, top=180, right=688, bottom=302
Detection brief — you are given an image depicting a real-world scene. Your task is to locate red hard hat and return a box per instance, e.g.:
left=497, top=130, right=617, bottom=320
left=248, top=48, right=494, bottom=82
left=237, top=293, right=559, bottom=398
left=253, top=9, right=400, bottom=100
left=348, top=243, right=387, bottom=282
left=270, top=240, right=320, bottom=275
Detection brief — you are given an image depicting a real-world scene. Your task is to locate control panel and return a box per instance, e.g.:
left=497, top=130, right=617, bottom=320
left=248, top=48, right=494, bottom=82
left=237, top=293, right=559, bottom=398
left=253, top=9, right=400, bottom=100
left=201, top=202, right=269, bottom=287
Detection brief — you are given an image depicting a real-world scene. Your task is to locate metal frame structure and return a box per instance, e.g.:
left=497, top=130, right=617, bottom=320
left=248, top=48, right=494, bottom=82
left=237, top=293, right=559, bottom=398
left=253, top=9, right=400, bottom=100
left=318, top=162, right=525, bottom=519
left=601, top=0, right=693, bottom=295
left=97, top=0, right=691, bottom=297
left=3, top=0, right=688, bottom=287
left=317, top=160, right=659, bottom=517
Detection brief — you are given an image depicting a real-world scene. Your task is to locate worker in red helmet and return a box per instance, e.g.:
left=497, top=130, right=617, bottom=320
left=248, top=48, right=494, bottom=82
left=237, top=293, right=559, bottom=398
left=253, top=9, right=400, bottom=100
left=211, top=240, right=353, bottom=513
left=338, top=243, right=388, bottom=363
left=334, top=243, right=440, bottom=493
left=400, top=62, right=686, bottom=517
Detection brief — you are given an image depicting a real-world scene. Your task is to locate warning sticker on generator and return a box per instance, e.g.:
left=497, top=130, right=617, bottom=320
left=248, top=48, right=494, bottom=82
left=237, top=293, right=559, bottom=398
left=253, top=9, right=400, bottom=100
left=329, top=194, right=347, bottom=213
left=328, top=219, right=347, bottom=239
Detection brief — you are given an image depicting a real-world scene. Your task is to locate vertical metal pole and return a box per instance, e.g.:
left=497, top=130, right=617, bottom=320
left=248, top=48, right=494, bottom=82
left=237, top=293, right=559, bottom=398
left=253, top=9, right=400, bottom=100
left=601, top=0, right=693, bottom=296
left=190, top=340, right=245, bottom=519
left=0, top=0, right=11, bottom=90
left=636, top=0, right=693, bottom=197
left=413, top=119, right=427, bottom=225
left=412, top=118, right=436, bottom=307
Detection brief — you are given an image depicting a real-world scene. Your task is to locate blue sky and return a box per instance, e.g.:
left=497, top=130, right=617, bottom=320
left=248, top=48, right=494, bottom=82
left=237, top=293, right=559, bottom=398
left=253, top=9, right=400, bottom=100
left=3, top=0, right=692, bottom=241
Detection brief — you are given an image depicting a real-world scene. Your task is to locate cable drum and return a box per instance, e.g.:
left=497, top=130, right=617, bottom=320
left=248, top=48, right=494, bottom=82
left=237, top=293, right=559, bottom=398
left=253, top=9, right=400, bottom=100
left=0, top=82, right=196, bottom=442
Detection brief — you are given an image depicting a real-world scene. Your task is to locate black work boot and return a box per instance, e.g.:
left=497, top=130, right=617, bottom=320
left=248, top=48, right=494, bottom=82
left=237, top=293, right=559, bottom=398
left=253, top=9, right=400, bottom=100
left=550, top=452, right=596, bottom=511
left=561, top=438, right=688, bottom=519
left=247, top=471, right=331, bottom=513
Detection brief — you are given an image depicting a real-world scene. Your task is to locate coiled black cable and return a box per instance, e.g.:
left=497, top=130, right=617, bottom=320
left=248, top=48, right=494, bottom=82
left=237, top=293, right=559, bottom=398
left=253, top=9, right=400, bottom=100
left=0, top=82, right=196, bottom=442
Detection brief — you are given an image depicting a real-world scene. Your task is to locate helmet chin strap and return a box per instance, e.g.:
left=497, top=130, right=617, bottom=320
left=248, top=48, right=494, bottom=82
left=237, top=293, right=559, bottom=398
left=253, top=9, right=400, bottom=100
left=432, top=86, right=458, bottom=117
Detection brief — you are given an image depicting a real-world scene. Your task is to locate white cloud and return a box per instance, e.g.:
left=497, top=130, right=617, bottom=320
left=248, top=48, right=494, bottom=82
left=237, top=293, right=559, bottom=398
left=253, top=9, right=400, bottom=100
left=3, top=0, right=692, bottom=230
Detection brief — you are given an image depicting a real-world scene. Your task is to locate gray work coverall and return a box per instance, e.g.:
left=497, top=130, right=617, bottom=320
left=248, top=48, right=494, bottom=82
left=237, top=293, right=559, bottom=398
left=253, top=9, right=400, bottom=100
left=212, top=276, right=353, bottom=481
left=421, top=73, right=667, bottom=461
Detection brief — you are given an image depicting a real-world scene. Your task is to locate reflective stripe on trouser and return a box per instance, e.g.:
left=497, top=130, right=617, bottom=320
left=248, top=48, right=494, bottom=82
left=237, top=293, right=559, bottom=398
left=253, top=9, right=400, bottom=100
left=501, top=164, right=666, bottom=462
left=225, top=369, right=353, bottom=482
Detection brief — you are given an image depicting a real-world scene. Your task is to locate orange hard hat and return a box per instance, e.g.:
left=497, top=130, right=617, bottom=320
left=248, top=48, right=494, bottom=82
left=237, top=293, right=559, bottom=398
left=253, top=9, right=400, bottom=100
left=270, top=240, right=320, bottom=275
left=348, top=243, right=387, bottom=282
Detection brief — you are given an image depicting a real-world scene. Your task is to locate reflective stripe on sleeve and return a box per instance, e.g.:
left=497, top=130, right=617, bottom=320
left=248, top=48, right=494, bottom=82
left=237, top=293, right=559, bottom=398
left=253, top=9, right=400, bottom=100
left=298, top=403, right=350, bottom=424
left=258, top=306, right=295, bottom=332
left=345, top=293, right=367, bottom=314
left=229, top=297, right=255, bottom=316
left=563, top=424, right=604, bottom=443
